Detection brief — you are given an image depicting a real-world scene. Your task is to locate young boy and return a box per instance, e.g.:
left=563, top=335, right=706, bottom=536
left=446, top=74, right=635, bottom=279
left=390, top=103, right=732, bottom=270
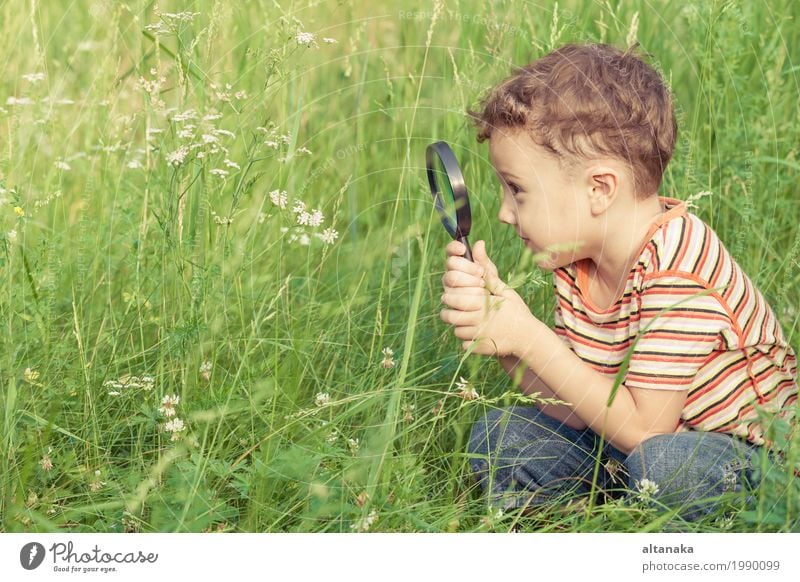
left=439, top=43, right=798, bottom=521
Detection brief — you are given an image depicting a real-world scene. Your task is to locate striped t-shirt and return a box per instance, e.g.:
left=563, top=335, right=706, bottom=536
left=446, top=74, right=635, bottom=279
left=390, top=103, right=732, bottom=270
left=553, top=196, right=798, bottom=447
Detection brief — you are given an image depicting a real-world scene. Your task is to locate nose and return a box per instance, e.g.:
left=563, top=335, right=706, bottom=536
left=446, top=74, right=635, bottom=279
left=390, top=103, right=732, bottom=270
left=497, top=199, right=516, bottom=226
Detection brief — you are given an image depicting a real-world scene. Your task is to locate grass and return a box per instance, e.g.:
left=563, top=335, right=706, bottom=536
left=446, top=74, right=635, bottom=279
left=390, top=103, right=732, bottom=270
left=0, top=0, right=798, bottom=532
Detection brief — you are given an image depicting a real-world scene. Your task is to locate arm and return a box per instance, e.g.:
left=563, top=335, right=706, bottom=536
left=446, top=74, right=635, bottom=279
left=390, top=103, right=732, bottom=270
left=497, top=354, right=589, bottom=431
left=512, top=322, right=687, bottom=456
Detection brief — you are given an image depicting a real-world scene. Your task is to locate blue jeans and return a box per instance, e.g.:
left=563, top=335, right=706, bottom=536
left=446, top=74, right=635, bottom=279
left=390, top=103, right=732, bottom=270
left=467, top=405, right=767, bottom=522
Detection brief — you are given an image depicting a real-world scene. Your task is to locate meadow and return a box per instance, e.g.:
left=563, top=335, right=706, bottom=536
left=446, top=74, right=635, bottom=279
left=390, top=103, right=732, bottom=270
left=1, top=0, right=799, bottom=533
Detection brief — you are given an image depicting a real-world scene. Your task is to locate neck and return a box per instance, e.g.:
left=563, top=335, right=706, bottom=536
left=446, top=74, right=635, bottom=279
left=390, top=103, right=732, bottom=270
left=587, top=195, right=664, bottom=297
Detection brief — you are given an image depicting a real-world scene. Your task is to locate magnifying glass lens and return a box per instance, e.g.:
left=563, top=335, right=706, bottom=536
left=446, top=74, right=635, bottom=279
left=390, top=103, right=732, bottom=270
left=432, top=154, right=457, bottom=227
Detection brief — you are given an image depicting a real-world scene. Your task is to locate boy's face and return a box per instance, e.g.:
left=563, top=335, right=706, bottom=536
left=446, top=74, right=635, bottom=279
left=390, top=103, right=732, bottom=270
left=488, top=129, right=591, bottom=270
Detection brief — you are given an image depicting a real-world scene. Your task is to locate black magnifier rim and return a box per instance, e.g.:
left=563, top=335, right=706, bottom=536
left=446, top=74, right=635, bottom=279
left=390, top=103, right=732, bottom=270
left=425, top=141, right=472, bottom=239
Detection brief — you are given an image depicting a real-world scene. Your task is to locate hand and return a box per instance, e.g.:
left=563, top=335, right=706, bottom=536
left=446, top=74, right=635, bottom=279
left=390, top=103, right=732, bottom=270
left=440, top=240, right=536, bottom=357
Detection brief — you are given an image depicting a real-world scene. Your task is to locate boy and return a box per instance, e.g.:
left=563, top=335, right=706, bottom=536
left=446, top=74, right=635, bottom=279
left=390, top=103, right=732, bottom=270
left=439, top=43, right=798, bottom=521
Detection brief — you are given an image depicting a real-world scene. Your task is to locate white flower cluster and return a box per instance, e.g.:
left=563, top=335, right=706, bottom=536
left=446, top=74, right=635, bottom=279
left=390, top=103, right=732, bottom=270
left=267, top=189, right=339, bottom=247
left=159, top=394, right=186, bottom=441
left=295, top=31, right=318, bottom=48
left=350, top=509, right=378, bottom=532
left=160, top=106, right=241, bottom=170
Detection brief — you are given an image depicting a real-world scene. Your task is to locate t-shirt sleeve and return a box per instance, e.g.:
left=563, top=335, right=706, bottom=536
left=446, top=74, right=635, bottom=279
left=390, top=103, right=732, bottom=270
left=625, top=275, right=733, bottom=391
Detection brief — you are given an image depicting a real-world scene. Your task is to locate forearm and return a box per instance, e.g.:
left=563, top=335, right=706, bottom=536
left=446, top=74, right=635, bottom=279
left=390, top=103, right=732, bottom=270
left=497, top=355, right=589, bottom=431
left=512, top=320, right=647, bottom=454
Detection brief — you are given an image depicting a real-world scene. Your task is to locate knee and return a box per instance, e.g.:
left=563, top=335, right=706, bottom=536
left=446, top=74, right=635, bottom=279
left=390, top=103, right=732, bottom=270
left=624, top=432, right=752, bottom=500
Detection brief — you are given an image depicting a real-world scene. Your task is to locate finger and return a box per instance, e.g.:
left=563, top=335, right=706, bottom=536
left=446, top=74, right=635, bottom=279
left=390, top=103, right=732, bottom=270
left=474, top=240, right=499, bottom=277
left=443, top=286, right=487, bottom=297
left=484, top=270, right=509, bottom=296
left=446, top=240, right=467, bottom=257
left=440, top=309, right=478, bottom=327
left=442, top=292, right=490, bottom=311
left=442, top=271, right=486, bottom=288
left=446, top=256, right=485, bottom=277
left=453, top=326, right=478, bottom=340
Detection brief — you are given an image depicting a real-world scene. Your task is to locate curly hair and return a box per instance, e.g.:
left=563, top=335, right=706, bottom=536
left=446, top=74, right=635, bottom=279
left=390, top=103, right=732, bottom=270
left=467, top=43, right=677, bottom=197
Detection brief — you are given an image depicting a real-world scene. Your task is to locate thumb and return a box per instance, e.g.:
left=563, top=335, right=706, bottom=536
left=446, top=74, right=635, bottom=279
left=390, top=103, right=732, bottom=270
left=474, top=240, right=498, bottom=276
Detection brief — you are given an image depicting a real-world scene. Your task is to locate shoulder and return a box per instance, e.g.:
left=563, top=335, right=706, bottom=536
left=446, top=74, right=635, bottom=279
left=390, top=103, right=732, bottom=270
left=647, top=211, right=725, bottom=282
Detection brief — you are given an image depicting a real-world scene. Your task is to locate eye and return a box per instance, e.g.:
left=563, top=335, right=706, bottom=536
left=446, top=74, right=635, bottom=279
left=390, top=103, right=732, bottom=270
left=508, top=182, right=522, bottom=195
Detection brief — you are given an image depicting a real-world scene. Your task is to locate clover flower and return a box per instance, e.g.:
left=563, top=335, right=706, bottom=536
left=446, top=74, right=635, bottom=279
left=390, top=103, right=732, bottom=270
left=351, top=509, right=378, bottom=532
left=635, top=478, right=660, bottom=501
left=164, top=417, right=186, bottom=441
left=315, top=392, right=331, bottom=407
left=159, top=394, right=180, bottom=418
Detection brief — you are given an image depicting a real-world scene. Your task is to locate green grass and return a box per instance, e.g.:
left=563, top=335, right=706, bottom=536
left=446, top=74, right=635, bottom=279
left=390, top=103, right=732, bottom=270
left=1, top=0, right=798, bottom=532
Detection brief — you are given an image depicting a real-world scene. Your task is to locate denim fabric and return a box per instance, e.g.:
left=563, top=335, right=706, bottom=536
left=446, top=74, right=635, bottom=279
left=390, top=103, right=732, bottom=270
left=467, top=405, right=767, bottom=522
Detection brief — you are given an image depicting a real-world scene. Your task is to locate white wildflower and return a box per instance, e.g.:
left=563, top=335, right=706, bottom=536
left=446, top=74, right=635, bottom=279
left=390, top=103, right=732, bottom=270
left=320, top=228, right=339, bottom=245
left=223, top=159, right=240, bottom=170
left=163, top=417, right=186, bottom=440
left=269, top=190, right=288, bottom=209
left=298, top=233, right=311, bottom=246
left=201, top=133, right=219, bottom=144
left=381, top=347, right=395, bottom=369
left=296, top=146, right=312, bottom=156
left=264, top=140, right=279, bottom=149
left=54, top=160, right=71, bottom=171
left=202, top=113, right=223, bottom=121
left=292, top=199, right=306, bottom=214
left=635, top=478, right=660, bottom=500
left=159, top=394, right=180, bottom=418
left=309, top=208, right=324, bottom=227
left=23, top=72, right=45, bottom=83
left=214, top=129, right=236, bottom=139
left=40, top=453, right=53, bottom=472
left=126, top=159, right=143, bottom=169
left=166, top=146, right=189, bottom=167
left=297, top=211, right=312, bottom=226
left=347, top=437, right=360, bottom=454
left=210, top=168, right=229, bottom=178
left=89, top=470, right=106, bottom=492
left=295, top=31, right=317, bottom=47
left=455, top=376, right=478, bottom=400
left=199, top=360, right=212, bottom=382
left=315, top=392, right=331, bottom=407
left=23, top=368, right=40, bottom=384
left=323, top=37, right=338, bottom=44
left=350, top=509, right=378, bottom=532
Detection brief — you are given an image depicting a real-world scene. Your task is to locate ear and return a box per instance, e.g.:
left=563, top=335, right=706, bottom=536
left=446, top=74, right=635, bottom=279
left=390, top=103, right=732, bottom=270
left=586, top=165, right=619, bottom=216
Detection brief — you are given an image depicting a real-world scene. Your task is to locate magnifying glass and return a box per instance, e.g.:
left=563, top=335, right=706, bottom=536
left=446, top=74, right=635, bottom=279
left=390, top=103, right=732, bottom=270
left=426, top=141, right=473, bottom=262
